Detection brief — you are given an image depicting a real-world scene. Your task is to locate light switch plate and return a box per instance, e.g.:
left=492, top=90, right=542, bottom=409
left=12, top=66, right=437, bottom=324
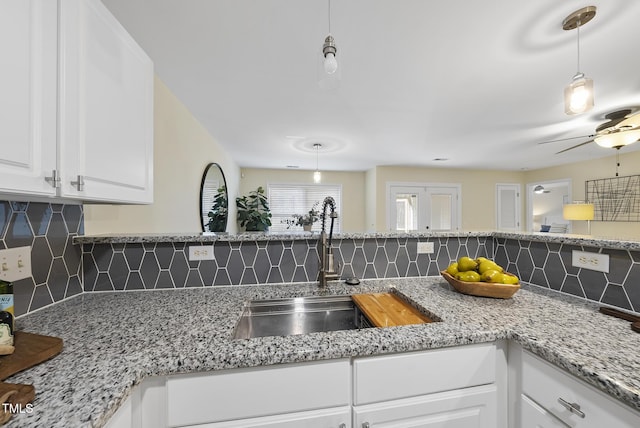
left=572, top=250, right=609, bottom=273
left=417, top=242, right=435, bottom=254
left=188, top=245, right=215, bottom=261
left=0, top=246, right=32, bottom=282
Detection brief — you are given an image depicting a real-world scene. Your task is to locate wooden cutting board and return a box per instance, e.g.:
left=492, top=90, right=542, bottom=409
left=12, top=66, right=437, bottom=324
left=352, top=293, right=433, bottom=327
left=0, top=331, right=63, bottom=410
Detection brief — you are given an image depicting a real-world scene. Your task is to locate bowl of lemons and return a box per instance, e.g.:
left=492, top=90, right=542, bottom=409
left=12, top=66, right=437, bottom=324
left=440, top=256, right=520, bottom=299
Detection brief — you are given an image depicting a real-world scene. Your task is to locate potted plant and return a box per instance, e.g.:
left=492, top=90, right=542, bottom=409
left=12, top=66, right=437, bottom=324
left=284, top=202, right=320, bottom=231
left=206, top=185, right=228, bottom=232
left=236, top=186, right=272, bottom=232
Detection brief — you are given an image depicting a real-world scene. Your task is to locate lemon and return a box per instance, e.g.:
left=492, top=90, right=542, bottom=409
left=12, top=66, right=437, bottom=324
left=455, top=271, right=481, bottom=282
left=445, top=262, right=459, bottom=276
left=478, top=260, right=503, bottom=274
left=457, top=256, right=478, bottom=272
left=502, top=273, right=519, bottom=285
left=481, top=269, right=503, bottom=283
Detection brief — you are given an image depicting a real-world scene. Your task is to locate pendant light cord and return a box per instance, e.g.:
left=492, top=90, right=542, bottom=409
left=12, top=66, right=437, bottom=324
left=576, top=20, right=581, bottom=73
left=328, top=0, right=332, bottom=34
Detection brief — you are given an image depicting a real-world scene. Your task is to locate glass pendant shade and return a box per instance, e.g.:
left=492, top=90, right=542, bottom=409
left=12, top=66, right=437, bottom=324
left=313, top=170, right=322, bottom=183
left=564, top=73, right=594, bottom=115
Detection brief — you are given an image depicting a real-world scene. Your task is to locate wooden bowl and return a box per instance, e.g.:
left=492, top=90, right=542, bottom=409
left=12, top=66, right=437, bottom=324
left=440, top=271, right=520, bottom=299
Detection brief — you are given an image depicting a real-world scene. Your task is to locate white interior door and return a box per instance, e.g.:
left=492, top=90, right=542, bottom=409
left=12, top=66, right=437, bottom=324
left=496, top=184, right=521, bottom=231
left=388, top=184, right=460, bottom=232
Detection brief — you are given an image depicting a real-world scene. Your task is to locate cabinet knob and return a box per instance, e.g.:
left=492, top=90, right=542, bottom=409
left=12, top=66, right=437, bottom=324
left=557, top=397, right=585, bottom=418
left=362, top=423, right=370, bottom=428
left=338, top=424, right=346, bottom=428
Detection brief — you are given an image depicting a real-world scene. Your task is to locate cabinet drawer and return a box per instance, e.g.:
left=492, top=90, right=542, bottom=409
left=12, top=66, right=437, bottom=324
left=353, top=384, right=497, bottom=428
left=353, top=343, right=496, bottom=405
left=522, top=351, right=640, bottom=428
left=166, top=359, right=350, bottom=427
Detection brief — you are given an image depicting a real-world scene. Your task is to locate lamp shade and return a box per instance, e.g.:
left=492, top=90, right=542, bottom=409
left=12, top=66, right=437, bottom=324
left=594, top=129, right=640, bottom=148
left=563, top=203, right=594, bottom=221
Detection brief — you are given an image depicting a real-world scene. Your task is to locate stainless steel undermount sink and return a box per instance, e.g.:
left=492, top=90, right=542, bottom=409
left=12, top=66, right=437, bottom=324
left=232, top=295, right=373, bottom=339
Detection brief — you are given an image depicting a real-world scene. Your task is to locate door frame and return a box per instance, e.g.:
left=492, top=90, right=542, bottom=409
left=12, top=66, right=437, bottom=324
left=386, top=181, right=462, bottom=232
left=525, top=178, right=572, bottom=233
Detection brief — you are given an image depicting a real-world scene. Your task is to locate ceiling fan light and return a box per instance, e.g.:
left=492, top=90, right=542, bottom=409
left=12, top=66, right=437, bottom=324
left=564, top=74, right=594, bottom=115
left=595, top=129, right=640, bottom=148
left=534, top=185, right=545, bottom=194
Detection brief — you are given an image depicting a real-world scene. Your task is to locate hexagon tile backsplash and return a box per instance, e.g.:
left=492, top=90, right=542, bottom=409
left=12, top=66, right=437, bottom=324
left=4, top=197, right=640, bottom=317
left=0, top=200, right=83, bottom=316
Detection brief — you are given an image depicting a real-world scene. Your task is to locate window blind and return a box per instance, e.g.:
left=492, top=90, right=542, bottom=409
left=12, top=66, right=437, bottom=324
left=268, top=183, right=342, bottom=233
left=201, top=179, right=220, bottom=230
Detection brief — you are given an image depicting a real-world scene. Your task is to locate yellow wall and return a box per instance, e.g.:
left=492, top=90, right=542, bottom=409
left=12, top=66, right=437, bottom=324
left=373, top=166, right=525, bottom=232
left=239, top=168, right=366, bottom=232
left=524, top=149, right=640, bottom=238
left=84, top=77, right=241, bottom=234
left=82, top=77, right=640, bottom=239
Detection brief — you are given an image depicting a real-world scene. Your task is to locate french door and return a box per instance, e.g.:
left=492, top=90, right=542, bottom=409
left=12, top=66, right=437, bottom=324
left=388, top=184, right=460, bottom=232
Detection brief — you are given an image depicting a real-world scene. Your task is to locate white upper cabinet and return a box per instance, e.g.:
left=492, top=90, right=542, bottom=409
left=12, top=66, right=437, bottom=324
left=0, top=0, right=58, bottom=197
left=59, top=0, right=153, bottom=203
left=0, top=0, right=153, bottom=204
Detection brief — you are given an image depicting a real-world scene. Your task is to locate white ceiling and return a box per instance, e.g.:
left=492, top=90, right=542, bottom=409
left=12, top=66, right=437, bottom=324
left=102, top=0, right=640, bottom=172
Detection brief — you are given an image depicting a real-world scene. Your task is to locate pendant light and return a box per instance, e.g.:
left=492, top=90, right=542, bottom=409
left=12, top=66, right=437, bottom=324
left=563, top=6, right=596, bottom=115
left=322, top=0, right=337, bottom=74
left=313, top=143, right=322, bottom=183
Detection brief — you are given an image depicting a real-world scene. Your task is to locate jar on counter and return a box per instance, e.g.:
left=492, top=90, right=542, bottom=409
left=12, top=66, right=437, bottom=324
left=0, top=280, right=14, bottom=346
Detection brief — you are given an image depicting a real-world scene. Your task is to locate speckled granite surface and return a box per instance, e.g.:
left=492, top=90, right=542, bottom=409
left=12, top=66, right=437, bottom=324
left=7, top=277, right=640, bottom=427
left=73, top=230, right=640, bottom=250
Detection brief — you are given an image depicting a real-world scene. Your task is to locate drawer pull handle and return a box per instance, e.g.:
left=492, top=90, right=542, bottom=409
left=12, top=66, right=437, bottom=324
left=558, top=397, right=585, bottom=418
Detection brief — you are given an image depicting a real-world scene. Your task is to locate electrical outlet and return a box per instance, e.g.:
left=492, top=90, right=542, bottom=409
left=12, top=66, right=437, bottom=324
left=188, top=245, right=215, bottom=261
left=572, top=250, right=609, bottom=273
left=417, top=242, right=434, bottom=254
left=0, top=246, right=32, bottom=282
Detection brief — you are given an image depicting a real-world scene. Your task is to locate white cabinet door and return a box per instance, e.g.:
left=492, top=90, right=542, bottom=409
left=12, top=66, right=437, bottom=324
left=0, top=0, right=57, bottom=197
left=353, top=384, right=497, bottom=428
left=520, top=395, right=568, bottom=428
left=166, top=359, right=350, bottom=427
left=187, top=406, right=351, bottom=428
left=58, top=0, right=154, bottom=203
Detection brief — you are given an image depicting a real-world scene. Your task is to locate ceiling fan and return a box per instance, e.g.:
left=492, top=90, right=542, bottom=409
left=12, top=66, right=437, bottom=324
left=538, top=109, right=640, bottom=154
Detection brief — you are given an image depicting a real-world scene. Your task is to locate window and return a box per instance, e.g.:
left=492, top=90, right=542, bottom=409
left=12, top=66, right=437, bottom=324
left=268, top=183, right=342, bottom=233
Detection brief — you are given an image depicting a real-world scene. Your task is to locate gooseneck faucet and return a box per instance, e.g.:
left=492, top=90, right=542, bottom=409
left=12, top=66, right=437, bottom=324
left=318, top=196, right=339, bottom=287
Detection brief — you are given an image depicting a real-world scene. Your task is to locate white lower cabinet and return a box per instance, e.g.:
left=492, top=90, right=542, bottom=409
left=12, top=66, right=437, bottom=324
left=509, top=342, right=640, bottom=428
left=155, top=359, right=351, bottom=428
left=519, top=395, right=567, bottom=428
left=352, top=343, right=500, bottom=428
left=353, top=384, right=497, bottom=428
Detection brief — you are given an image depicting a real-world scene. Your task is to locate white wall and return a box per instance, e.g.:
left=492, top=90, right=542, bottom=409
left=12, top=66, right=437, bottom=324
left=84, top=77, right=240, bottom=234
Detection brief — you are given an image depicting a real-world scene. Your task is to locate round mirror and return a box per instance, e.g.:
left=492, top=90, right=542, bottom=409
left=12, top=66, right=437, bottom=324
left=200, top=163, right=228, bottom=233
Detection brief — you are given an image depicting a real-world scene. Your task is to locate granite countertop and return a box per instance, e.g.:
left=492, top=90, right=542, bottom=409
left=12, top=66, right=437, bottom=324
left=72, top=230, right=640, bottom=250
left=7, top=277, right=640, bottom=427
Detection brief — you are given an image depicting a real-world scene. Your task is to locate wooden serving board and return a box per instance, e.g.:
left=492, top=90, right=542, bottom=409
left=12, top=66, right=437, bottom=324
left=352, top=293, right=433, bottom=327
left=0, top=331, right=63, bottom=381
left=0, top=331, right=63, bottom=413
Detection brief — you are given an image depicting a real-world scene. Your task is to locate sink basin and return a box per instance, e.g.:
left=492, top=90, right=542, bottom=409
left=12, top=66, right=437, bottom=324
left=232, top=295, right=373, bottom=339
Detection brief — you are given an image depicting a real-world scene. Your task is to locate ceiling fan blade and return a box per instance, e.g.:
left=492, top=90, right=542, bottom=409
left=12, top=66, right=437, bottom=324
left=538, top=134, right=595, bottom=145
left=555, top=139, right=594, bottom=154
